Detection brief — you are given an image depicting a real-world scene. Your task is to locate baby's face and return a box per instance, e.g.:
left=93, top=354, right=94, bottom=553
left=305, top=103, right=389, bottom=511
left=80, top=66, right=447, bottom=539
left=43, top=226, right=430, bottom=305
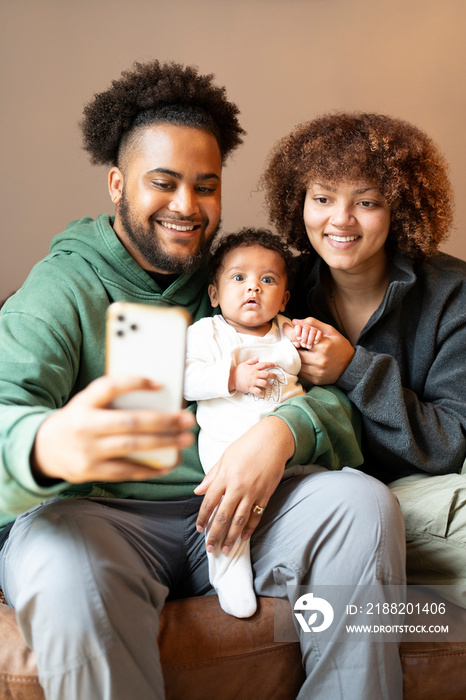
left=208, top=244, right=290, bottom=336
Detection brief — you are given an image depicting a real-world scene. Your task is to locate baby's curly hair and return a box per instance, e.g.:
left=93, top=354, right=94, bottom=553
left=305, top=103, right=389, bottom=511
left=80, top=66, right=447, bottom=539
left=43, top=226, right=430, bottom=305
left=208, top=228, right=294, bottom=285
left=80, top=60, right=245, bottom=167
left=262, top=112, right=453, bottom=260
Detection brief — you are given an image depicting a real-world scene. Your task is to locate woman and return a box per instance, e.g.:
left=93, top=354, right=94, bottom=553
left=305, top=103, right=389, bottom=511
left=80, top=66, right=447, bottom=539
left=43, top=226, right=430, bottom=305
left=262, top=112, right=466, bottom=606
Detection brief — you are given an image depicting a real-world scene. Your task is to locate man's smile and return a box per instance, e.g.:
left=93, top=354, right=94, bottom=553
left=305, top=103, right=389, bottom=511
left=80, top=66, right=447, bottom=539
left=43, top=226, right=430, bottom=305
left=152, top=217, right=205, bottom=243
left=157, top=220, right=201, bottom=233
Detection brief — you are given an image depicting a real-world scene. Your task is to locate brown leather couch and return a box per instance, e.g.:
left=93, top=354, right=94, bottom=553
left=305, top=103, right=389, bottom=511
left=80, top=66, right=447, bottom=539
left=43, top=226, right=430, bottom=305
left=1, top=591, right=465, bottom=699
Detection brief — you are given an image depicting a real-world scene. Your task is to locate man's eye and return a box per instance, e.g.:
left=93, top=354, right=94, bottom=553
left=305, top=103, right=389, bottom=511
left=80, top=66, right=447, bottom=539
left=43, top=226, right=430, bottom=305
left=195, top=186, right=216, bottom=194
left=153, top=181, right=173, bottom=190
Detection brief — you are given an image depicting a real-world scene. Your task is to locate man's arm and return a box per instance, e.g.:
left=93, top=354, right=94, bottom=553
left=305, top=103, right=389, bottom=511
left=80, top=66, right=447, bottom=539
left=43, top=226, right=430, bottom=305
left=195, top=384, right=362, bottom=553
left=195, top=415, right=294, bottom=552
left=0, top=273, right=195, bottom=515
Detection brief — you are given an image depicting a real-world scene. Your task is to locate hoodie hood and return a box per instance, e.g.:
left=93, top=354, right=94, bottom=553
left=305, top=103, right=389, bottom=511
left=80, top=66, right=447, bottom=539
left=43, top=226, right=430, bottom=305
left=49, top=214, right=211, bottom=309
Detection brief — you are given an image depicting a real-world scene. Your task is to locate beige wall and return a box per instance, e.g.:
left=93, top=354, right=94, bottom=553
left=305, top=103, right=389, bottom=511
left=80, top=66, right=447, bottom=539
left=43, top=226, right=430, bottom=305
left=2, top=0, right=466, bottom=300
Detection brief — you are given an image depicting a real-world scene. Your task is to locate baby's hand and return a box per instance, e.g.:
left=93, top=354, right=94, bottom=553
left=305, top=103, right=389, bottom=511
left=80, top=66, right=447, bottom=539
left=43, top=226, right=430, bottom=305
left=229, top=358, right=277, bottom=396
left=288, top=322, right=323, bottom=349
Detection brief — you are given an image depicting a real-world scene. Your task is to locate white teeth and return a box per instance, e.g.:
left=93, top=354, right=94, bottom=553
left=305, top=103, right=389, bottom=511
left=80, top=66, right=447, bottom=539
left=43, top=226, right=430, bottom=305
left=162, top=222, right=196, bottom=232
left=327, top=234, right=359, bottom=242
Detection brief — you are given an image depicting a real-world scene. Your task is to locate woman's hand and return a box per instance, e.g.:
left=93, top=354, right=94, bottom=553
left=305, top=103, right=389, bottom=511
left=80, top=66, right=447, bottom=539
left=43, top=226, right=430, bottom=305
left=194, top=416, right=295, bottom=552
left=32, top=375, right=195, bottom=484
left=284, top=318, right=355, bottom=385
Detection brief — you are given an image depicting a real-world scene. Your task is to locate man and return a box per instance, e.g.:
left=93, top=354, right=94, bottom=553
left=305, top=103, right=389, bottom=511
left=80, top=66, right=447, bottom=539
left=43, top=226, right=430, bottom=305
left=0, top=60, right=405, bottom=699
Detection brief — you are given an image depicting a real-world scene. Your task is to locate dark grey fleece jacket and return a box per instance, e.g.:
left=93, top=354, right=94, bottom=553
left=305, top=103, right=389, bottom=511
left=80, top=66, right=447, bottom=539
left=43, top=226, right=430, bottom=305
left=290, top=251, right=466, bottom=482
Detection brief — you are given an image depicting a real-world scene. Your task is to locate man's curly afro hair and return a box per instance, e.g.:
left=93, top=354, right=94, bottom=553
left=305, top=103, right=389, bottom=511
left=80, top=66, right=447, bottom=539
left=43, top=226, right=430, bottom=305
left=262, top=112, right=453, bottom=261
left=80, top=60, right=245, bottom=166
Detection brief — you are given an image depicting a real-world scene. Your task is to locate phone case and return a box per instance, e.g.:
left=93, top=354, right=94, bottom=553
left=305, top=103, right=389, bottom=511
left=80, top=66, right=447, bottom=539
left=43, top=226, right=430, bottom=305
left=105, top=302, right=192, bottom=468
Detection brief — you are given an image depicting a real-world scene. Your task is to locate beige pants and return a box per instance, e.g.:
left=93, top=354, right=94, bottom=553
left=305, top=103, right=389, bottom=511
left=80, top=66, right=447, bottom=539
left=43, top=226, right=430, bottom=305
left=389, top=464, right=466, bottom=608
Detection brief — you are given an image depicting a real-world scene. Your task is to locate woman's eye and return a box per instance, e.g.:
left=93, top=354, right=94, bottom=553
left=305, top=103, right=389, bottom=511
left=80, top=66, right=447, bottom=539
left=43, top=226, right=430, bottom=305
left=314, top=197, right=330, bottom=205
left=359, top=200, right=377, bottom=208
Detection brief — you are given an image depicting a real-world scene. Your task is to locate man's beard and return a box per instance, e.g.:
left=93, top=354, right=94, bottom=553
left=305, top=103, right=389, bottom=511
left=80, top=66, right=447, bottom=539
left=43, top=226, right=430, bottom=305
left=118, top=190, right=219, bottom=275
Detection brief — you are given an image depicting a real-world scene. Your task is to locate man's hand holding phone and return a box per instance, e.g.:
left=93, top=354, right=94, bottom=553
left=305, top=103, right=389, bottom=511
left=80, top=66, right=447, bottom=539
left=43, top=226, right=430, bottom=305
left=32, top=375, right=195, bottom=484
left=32, top=303, right=194, bottom=484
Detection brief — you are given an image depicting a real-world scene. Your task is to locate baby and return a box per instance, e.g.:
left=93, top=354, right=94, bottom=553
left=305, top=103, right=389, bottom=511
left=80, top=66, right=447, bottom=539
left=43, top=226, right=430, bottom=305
left=184, top=228, right=319, bottom=617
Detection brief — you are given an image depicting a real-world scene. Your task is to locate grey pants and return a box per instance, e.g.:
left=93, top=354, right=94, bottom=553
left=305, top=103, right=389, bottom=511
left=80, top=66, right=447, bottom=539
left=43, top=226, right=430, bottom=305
left=0, top=468, right=405, bottom=700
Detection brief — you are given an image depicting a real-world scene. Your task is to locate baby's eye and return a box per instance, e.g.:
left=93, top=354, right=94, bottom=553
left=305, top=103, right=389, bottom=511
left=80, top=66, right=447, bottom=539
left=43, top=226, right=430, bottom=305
left=262, top=276, right=275, bottom=284
left=233, top=274, right=244, bottom=281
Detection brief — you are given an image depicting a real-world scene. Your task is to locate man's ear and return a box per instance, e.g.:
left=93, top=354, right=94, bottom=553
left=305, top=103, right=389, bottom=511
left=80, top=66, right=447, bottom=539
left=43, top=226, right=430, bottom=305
left=108, top=167, right=123, bottom=205
left=208, top=284, right=220, bottom=307
left=280, top=289, right=291, bottom=312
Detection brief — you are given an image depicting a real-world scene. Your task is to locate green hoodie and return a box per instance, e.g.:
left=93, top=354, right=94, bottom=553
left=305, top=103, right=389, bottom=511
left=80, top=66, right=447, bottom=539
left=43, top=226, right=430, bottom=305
left=0, top=215, right=362, bottom=526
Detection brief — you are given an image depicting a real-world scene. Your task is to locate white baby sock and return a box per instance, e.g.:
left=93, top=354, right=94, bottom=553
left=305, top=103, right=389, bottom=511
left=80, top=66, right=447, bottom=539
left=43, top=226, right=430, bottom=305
left=205, top=509, right=257, bottom=618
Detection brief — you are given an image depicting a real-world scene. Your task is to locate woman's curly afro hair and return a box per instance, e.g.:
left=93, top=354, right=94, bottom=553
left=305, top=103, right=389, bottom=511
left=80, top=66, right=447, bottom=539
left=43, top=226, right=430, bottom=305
left=80, top=60, right=245, bottom=166
left=262, top=112, right=453, bottom=260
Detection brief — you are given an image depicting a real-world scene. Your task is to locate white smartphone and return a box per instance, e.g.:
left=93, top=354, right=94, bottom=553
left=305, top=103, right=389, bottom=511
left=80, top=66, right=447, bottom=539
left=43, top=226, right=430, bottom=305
left=105, top=301, right=192, bottom=469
